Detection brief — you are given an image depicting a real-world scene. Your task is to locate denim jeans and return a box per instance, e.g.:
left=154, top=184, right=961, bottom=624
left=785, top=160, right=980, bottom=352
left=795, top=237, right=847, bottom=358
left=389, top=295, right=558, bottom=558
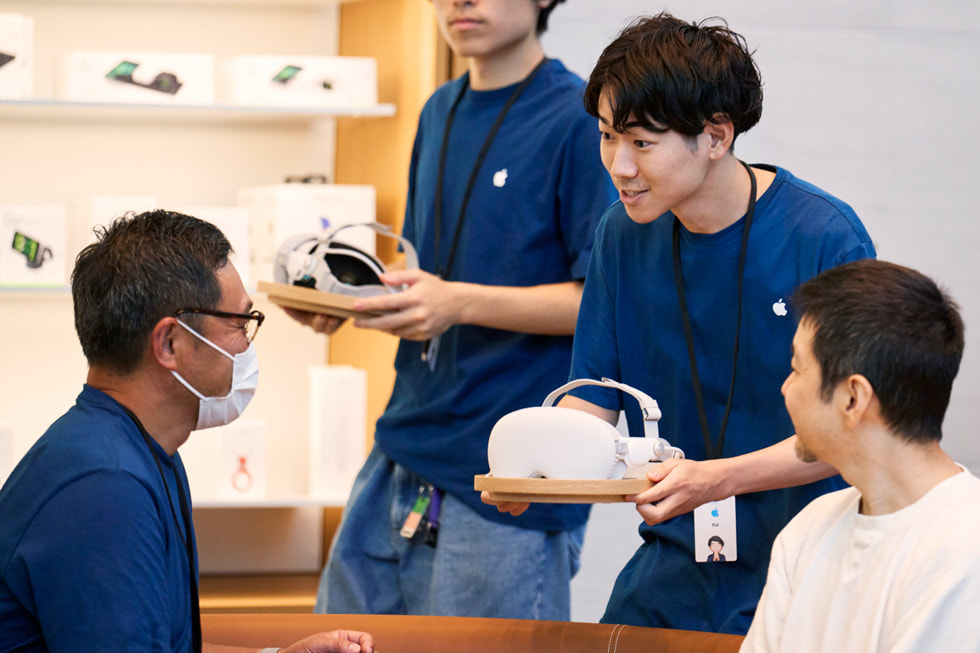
left=315, top=445, right=584, bottom=619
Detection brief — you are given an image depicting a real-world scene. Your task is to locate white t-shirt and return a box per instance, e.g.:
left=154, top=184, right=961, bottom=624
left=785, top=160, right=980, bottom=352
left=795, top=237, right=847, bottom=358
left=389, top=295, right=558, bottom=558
left=741, top=468, right=980, bottom=653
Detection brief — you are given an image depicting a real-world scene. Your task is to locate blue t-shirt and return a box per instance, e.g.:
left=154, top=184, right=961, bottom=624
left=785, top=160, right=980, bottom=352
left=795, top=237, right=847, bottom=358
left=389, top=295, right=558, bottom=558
left=570, top=166, right=876, bottom=633
left=375, top=59, right=617, bottom=531
left=0, top=385, right=198, bottom=652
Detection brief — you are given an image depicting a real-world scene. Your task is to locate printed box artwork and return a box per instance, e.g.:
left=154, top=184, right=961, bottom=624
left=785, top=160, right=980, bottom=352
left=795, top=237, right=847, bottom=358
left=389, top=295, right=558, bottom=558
left=58, top=51, right=215, bottom=104
left=0, top=205, right=68, bottom=287
left=182, top=419, right=269, bottom=502
left=216, top=419, right=269, bottom=501
left=0, top=13, right=34, bottom=100
left=219, top=55, right=377, bottom=107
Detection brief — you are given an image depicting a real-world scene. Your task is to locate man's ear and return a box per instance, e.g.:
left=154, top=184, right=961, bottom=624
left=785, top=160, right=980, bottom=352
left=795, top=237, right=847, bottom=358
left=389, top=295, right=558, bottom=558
left=839, top=374, right=875, bottom=428
left=704, top=115, right=735, bottom=160
left=151, top=317, right=180, bottom=372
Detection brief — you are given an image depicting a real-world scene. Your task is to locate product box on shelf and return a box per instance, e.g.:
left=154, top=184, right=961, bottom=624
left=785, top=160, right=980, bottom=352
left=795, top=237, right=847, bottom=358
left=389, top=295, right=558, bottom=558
left=308, top=364, right=367, bottom=503
left=57, top=51, right=215, bottom=104
left=0, top=204, right=68, bottom=287
left=181, top=418, right=268, bottom=503
left=238, top=182, right=376, bottom=275
left=0, top=13, right=34, bottom=100
left=180, top=205, right=252, bottom=288
left=219, top=55, right=377, bottom=108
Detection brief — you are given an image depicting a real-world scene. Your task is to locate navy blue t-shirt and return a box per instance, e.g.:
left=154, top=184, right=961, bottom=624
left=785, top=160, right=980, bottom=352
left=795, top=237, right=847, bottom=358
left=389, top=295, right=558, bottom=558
left=0, top=385, right=198, bottom=651
left=375, top=59, right=617, bottom=531
left=570, top=166, right=876, bottom=633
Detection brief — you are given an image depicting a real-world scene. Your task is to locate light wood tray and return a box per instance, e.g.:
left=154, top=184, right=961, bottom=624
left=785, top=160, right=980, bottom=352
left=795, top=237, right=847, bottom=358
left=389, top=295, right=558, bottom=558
left=257, top=281, right=386, bottom=320
left=474, top=474, right=653, bottom=504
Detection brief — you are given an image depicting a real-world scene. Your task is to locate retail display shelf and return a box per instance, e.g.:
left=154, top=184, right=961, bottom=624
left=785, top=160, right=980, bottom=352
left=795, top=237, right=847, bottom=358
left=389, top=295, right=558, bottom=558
left=0, top=99, right=395, bottom=125
left=0, top=286, right=70, bottom=294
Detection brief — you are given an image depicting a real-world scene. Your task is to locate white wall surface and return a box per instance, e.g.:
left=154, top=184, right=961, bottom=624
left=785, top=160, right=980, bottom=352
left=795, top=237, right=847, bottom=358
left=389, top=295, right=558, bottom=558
left=544, top=1, right=980, bottom=622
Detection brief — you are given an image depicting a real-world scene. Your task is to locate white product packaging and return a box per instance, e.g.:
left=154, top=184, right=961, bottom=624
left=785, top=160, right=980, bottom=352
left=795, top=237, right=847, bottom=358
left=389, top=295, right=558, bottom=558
left=215, top=419, right=269, bottom=501
left=0, top=13, right=33, bottom=99
left=58, top=51, right=215, bottom=104
left=219, top=55, right=377, bottom=108
left=0, top=420, right=14, bottom=488
left=71, top=194, right=159, bottom=260
left=180, top=418, right=269, bottom=502
left=308, top=365, right=367, bottom=502
left=180, top=205, right=252, bottom=288
left=0, top=204, right=68, bottom=287
left=238, top=183, right=376, bottom=273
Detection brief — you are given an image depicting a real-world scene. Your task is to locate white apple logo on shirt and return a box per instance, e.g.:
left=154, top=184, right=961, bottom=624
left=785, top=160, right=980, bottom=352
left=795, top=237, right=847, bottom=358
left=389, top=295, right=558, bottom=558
left=772, top=298, right=788, bottom=317
left=492, top=169, right=508, bottom=188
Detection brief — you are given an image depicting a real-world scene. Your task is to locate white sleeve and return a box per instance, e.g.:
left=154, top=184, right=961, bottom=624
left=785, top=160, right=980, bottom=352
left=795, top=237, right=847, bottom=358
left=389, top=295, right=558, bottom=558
left=740, top=528, right=796, bottom=653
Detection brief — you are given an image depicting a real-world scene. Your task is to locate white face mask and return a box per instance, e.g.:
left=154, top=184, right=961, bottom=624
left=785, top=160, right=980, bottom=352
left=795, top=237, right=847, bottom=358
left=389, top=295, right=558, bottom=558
left=171, top=319, right=259, bottom=431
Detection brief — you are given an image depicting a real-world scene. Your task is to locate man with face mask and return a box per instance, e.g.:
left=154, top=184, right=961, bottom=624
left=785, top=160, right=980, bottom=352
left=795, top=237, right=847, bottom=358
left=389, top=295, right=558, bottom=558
left=0, top=211, right=374, bottom=653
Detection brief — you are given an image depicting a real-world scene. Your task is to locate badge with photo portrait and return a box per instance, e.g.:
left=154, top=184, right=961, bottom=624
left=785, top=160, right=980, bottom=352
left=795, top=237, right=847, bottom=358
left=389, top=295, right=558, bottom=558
left=694, top=496, right=737, bottom=562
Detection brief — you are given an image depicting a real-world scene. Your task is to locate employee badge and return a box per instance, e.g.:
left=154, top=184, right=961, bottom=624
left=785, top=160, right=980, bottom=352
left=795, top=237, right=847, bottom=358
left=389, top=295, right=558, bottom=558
left=693, top=495, right=737, bottom=562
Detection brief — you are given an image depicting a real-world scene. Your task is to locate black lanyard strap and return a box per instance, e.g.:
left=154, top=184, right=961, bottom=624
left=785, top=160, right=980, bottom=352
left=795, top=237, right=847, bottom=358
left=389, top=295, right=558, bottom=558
left=433, top=57, right=548, bottom=280
left=672, top=161, right=757, bottom=460
left=126, top=407, right=203, bottom=653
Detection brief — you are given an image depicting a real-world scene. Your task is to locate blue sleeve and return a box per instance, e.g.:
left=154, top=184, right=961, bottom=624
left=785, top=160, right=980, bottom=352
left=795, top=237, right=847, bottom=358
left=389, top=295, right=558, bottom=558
left=402, top=118, right=424, bottom=246
left=567, top=209, right=627, bottom=411
left=556, top=111, right=617, bottom=280
left=7, top=472, right=175, bottom=652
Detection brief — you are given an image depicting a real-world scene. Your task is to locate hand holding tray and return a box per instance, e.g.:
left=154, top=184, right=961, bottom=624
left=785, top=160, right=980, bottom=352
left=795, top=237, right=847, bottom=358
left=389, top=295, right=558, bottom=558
left=258, top=280, right=388, bottom=320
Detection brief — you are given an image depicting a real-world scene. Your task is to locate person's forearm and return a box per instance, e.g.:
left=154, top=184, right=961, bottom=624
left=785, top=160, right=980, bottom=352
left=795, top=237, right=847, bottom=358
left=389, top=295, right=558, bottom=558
left=712, top=435, right=839, bottom=497
left=453, top=280, right=584, bottom=335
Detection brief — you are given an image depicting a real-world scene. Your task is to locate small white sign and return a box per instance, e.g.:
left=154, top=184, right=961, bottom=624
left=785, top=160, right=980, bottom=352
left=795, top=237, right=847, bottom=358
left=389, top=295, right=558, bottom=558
left=694, top=495, right=738, bottom=562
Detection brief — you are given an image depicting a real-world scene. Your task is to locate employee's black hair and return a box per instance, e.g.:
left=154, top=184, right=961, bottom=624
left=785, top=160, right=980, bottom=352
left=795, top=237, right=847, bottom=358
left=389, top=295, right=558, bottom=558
left=584, top=12, right=762, bottom=146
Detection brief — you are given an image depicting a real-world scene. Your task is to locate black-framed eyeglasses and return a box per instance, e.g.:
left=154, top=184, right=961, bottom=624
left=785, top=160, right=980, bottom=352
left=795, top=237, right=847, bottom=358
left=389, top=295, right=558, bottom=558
left=174, top=308, right=265, bottom=342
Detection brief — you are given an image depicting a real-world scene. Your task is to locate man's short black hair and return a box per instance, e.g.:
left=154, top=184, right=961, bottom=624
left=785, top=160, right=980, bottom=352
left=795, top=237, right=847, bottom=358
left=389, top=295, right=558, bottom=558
left=584, top=12, right=762, bottom=145
left=791, top=259, right=964, bottom=444
left=72, top=210, right=232, bottom=375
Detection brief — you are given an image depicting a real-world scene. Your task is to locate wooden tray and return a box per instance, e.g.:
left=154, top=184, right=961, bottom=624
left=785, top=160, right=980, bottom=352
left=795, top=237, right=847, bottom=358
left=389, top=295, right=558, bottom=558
left=474, top=474, right=652, bottom=504
left=257, top=281, right=386, bottom=320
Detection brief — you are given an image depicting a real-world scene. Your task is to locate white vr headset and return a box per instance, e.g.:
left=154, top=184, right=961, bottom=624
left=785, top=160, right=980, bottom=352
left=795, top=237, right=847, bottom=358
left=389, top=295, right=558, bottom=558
left=272, top=222, right=419, bottom=297
left=488, top=378, right=685, bottom=480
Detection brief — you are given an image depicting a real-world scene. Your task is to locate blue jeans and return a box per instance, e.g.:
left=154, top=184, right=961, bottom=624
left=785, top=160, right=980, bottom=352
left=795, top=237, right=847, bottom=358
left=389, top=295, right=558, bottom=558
left=315, top=445, right=584, bottom=619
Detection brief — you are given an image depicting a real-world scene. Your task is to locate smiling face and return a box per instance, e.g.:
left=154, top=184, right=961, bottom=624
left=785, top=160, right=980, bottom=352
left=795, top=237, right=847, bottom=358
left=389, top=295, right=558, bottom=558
left=783, top=320, right=839, bottom=464
left=597, top=92, right=714, bottom=225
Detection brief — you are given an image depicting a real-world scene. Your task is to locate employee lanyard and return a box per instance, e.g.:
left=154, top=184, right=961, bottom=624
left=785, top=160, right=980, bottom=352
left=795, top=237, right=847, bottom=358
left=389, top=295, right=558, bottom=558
left=125, top=408, right=203, bottom=653
left=672, top=161, right=757, bottom=461
left=432, top=57, right=548, bottom=280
